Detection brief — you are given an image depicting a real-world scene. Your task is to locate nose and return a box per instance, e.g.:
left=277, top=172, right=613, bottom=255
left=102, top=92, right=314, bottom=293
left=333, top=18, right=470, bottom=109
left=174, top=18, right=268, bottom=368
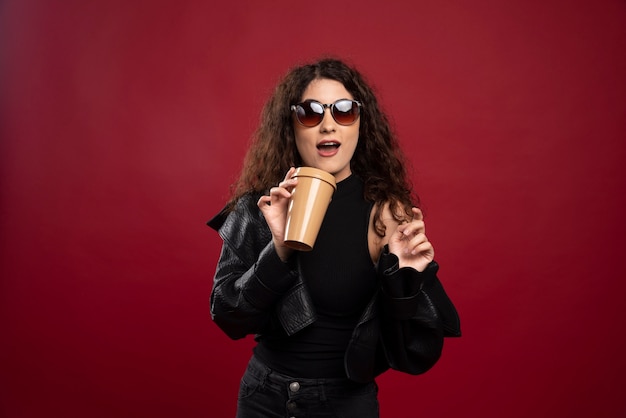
left=319, top=108, right=336, bottom=132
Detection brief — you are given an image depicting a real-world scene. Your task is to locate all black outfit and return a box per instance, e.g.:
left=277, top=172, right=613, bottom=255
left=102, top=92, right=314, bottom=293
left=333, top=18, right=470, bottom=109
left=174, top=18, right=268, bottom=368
left=208, top=175, right=461, bottom=417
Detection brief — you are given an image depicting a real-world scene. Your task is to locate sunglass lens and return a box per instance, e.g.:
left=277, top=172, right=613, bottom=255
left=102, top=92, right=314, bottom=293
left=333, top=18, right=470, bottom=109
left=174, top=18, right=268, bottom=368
left=297, top=101, right=324, bottom=127
left=333, top=100, right=359, bottom=125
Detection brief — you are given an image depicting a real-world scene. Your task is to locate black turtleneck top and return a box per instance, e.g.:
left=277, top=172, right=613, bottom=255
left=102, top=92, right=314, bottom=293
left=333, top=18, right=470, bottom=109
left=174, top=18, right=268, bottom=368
left=254, top=174, right=378, bottom=378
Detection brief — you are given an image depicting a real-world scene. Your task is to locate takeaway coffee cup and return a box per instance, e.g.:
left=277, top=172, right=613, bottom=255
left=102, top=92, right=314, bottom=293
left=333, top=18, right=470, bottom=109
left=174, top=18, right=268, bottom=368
left=284, top=167, right=337, bottom=251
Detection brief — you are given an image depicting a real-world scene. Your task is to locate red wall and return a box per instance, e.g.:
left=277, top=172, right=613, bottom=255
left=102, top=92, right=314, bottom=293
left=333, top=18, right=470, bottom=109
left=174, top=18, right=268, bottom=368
left=2, top=1, right=625, bottom=417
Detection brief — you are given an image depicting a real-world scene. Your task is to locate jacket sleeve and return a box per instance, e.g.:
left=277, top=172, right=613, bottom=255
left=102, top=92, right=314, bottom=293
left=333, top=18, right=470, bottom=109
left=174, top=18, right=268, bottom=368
left=377, top=246, right=461, bottom=375
left=208, top=195, right=299, bottom=340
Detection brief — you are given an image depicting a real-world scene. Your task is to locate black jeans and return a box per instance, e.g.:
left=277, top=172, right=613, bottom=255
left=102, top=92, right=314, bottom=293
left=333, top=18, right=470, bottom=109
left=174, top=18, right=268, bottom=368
left=236, top=355, right=380, bottom=418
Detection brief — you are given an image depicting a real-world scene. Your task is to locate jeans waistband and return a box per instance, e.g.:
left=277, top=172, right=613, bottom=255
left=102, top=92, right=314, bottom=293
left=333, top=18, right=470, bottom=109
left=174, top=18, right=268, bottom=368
left=246, top=355, right=369, bottom=397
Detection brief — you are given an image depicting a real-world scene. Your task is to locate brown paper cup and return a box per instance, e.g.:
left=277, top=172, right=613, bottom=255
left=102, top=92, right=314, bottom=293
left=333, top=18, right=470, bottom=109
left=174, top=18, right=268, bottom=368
left=284, top=167, right=337, bottom=251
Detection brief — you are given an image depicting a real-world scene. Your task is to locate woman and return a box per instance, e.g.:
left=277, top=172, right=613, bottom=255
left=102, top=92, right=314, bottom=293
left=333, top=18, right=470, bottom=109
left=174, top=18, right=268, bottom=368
left=208, top=58, right=461, bottom=418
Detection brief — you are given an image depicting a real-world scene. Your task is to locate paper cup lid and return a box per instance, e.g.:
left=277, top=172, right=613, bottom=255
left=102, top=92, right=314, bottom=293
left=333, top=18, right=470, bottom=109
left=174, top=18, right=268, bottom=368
left=292, top=167, right=337, bottom=189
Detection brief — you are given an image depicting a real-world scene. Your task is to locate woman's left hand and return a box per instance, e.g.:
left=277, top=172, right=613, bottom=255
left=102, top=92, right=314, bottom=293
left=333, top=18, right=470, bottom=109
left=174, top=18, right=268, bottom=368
left=387, top=207, right=434, bottom=272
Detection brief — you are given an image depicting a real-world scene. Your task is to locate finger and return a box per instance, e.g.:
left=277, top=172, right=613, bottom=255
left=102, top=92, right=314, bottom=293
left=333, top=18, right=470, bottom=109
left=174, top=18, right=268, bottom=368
left=410, top=232, right=428, bottom=247
left=258, top=195, right=273, bottom=210
left=269, top=186, right=292, bottom=201
left=278, top=177, right=298, bottom=190
left=410, top=241, right=433, bottom=256
left=412, top=207, right=423, bottom=221
left=402, top=232, right=427, bottom=253
left=398, top=220, right=425, bottom=237
left=395, top=224, right=412, bottom=240
left=283, top=167, right=296, bottom=182
left=404, top=234, right=431, bottom=254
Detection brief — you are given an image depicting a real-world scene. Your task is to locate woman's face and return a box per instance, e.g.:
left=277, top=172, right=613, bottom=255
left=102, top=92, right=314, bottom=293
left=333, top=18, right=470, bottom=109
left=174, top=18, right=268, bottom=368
left=293, top=78, right=359, bottom=182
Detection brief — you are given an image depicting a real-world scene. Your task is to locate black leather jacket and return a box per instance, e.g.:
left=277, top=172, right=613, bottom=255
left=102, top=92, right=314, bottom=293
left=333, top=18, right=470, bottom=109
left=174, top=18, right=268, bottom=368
left=208, top=193, right=461, bottom=383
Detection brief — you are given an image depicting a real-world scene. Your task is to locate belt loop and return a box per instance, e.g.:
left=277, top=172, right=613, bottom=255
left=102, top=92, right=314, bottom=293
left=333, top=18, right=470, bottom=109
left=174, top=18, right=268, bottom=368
left=318, top=380, right=327, bottom=402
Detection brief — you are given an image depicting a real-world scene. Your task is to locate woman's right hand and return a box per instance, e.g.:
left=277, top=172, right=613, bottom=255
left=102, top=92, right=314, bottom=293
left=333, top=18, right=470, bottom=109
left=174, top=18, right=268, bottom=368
left=257, top=167, right=298, bottom=262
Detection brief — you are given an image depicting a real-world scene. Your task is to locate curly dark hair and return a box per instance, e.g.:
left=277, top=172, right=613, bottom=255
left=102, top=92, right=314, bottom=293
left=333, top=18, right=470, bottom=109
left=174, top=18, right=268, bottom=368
left=228, top=57, right=418, bottom=237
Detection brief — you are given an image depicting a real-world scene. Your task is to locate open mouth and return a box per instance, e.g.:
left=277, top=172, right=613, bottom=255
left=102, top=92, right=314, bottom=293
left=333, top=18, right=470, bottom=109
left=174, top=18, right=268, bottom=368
left=317, top=141, right=340, bottom=151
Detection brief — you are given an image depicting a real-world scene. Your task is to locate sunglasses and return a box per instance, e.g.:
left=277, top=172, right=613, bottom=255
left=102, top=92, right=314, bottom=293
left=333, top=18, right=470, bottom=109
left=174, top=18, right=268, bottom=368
left=291, top=99, right=362, bottom=127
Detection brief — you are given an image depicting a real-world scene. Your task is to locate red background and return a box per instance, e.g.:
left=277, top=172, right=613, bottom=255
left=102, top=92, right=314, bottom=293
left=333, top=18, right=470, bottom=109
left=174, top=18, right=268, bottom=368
left=2, top=1, right=625, bottom=417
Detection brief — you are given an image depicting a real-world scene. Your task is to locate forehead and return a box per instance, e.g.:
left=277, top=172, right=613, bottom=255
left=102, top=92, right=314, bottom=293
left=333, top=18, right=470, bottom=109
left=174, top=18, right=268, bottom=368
left=301, top=78, right=353, bottom=102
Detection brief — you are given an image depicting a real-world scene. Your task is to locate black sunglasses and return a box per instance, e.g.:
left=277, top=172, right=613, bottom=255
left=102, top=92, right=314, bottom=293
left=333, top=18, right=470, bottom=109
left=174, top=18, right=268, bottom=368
left=291, top=99, right=362, bottom=127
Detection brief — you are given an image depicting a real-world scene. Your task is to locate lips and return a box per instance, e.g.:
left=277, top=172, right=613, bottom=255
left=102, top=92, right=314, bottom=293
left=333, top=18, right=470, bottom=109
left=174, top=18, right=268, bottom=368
left=316, top=140, right=340, bottom=157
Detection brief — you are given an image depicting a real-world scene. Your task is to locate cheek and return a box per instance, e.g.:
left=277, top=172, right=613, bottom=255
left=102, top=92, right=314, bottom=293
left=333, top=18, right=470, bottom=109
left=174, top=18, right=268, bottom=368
left=294, top=133, right=305, bottom=153
left=347, top=127, right=360, bottom=152
left=294, top=128, right=315, bottom=148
